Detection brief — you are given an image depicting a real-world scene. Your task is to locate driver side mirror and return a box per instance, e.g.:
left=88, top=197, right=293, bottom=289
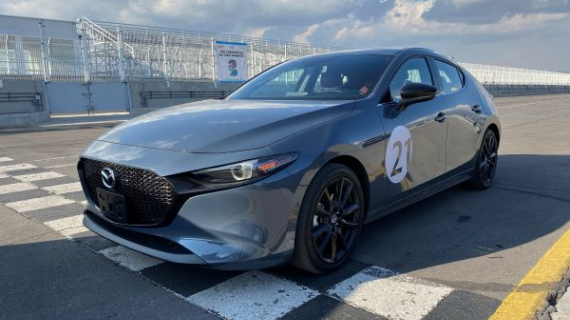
left=399, top=82, right=437, bottom=107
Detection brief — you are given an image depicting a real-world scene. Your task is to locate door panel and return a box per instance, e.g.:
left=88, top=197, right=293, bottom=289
left=378, top=57, right=447, bottom=206
left=433, top=60, right=481, bottom=171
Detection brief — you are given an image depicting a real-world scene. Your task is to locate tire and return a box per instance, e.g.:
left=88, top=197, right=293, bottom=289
left=292, top=163, right=365, bottom=274
left=465, top=129, right=499, bottom=190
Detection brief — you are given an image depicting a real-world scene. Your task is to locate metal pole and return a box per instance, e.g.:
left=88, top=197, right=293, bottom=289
left=38, top=21, right=50, bottom=82
left=80, top=22, right=91, bottom=83
left=117, top=27, right=126, bottom=82
left=211, top=37, right=215, bottom=81
left=163, top=32, right=169, bottom=81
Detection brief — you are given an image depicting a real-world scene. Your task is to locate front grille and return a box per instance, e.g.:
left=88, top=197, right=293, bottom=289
left=79, top=158, right=178, bottom=226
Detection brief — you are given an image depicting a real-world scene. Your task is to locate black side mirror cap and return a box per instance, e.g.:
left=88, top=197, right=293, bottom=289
left=399, top=83, right=437, bottom=107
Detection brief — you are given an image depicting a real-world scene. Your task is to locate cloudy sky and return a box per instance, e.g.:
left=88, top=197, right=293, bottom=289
left=2, top=0, right=569, bottom=70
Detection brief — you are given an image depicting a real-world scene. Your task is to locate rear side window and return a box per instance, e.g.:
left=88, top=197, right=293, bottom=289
left=390, top=57, right=433, bottom=100
left=435, top=60, right=464, bottom=93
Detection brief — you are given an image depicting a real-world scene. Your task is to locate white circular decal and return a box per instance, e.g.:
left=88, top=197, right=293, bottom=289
left=385, top=126, right=413, bottom=184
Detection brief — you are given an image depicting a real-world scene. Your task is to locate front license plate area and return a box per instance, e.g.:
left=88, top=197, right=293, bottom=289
left=96, top=188, right=127, bottom=223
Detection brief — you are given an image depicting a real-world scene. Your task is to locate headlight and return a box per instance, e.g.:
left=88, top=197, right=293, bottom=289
left=190, top=153, right=298, bottom=185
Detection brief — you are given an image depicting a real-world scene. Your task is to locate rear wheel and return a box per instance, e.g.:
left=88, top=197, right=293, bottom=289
left=292, top=163, right=365, bottom=274
left=465, top=129, right=498, bottom=190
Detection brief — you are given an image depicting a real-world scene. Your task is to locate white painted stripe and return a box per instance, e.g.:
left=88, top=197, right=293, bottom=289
left=40, top=119, right=127, bottom=128
left=188, top=271, right=318, bottom=320
left=30, top=156, right=77, bottom=162
left=0, top=157, right=14, bottom=162
left=13, top=171, right=65, bottom=182
left=80, top=200, right=88, bottom=206
left=0, top=182, right=37, bottom=195
left=327, top=266, right=453, bottom=320
left=45, top=163, right=77, bottom=169
left=44, top=215, right=88, bottom=237
left=5, top=195, right=75, bottom=213
left=0, top=173, right=10, bottom=179
left=43, top=182, right=82, bottom=195
left=99, top=246, right=163, bottom=272
left=0, top=163, right=37, bottom=173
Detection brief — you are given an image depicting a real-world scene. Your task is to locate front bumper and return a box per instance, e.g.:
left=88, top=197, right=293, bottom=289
left=80, top=143, right=301, bottom=269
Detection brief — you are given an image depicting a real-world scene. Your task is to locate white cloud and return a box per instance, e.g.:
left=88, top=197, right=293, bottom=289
left=293, top=24, right=320, bottom=43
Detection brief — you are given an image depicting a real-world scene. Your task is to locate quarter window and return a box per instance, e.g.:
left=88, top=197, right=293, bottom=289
left=390, top=58, right=433, bottom=100
left=435, top=60, right=464, bottom=93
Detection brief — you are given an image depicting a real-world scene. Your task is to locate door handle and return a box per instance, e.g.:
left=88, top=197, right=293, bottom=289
left=435, top=112, right=446, bottom=123
left=472, top=104, right=482, bottom=113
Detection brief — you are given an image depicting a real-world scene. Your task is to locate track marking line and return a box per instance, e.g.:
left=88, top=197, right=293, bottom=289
left=188, top=271, right=318, bottom=320
left=5, top=195, right=75, bottom=213
left=44, top=215, right=88, bottom=237
left=0, top=182, right=37, bottom=195
left=99, top=246, right=163, bottom=272
left=43, top=182, right=82, bottom=195
left=327, top=266, right=454, bottom=320
left=40, top=120, right=128, bottom=128
left=488, top=227, right=570, bottom=320
left=0, top=163, right=37, bottom=173
left=498, top=98, right=570, bottom=109
left=44, top=163, right=77, bottom=169
left=30, top=156, right=77, bottom=162
left=0, top=173, right=9, bottom=179
left=0, top=157, right=14, bottom=162
left=13, top=171, right=65, bottom=182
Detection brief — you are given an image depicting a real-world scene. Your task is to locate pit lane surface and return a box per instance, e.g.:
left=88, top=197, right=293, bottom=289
left=1, top=94, right=569, bottom=320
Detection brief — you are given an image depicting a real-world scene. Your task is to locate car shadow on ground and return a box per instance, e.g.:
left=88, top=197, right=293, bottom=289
left=1, top=154, right=568, bottom=320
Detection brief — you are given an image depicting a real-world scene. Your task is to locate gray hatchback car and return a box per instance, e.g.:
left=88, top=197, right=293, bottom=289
left=79, top=48, right=500, bottom=273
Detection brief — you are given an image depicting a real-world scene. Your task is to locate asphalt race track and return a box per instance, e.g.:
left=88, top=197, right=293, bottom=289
left=1, top=94, right=569, bottom=320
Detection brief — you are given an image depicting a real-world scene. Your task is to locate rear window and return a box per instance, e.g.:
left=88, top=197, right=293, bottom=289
left=435, top=60, right=464, bottom=93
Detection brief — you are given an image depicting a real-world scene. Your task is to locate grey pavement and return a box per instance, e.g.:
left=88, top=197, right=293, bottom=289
left=0, top=94, right=569, bottom=320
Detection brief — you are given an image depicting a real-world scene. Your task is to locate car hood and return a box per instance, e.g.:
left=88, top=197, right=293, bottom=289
left=98, top=99, right=354, bottom=153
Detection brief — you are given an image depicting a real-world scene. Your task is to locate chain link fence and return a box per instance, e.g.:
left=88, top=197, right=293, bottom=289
left=1, top=17, right=569, bottom=86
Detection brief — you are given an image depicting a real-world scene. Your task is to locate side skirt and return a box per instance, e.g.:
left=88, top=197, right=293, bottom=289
left=364, top=168, right=474, bottom=224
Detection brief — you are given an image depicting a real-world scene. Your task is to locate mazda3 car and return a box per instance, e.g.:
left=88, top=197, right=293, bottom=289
left=78, top=48, right=500, bottom=273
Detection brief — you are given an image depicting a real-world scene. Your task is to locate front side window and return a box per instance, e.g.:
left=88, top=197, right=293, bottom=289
left=390, top=57, right=433, bottom=101
left=435, top=60, right=464, bottom=93
left=228, top=54, right=394, bottom=101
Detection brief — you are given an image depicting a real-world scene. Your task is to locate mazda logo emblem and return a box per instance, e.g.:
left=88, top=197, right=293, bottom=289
left=101, top=167, right=117, bottom=189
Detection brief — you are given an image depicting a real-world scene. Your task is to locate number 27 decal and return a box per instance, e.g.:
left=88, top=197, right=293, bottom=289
left=385, top=126, right=413, bottom=183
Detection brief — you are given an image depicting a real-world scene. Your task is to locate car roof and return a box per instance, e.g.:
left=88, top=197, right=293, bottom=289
left=302, top=47, right=446, bottom=60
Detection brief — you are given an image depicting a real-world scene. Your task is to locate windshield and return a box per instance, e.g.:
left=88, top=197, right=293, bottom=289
left=228, top=53, right=394, bottom=101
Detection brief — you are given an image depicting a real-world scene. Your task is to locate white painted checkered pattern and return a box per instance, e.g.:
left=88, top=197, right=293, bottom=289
left=43, top=182, right=82, bottom=194
left=5, top=195, right=75, bottom=213
left=0, top=163, right=37, bottom=173
left=14, top=171, right=65, bottom=182
left=188, top=271, right=318, bottom=320
left=44, top=215, right=89, bottom=237
left=327, top=266, right=454, bottom=320
left=99, top=246, right=163, bottom=272
left=0, top=182, right=37, bottom=195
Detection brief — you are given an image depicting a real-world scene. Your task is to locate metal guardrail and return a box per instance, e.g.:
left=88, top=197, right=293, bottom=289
left=139, top=90, right=228, bottom=100
left=0, top=92, right=43, bottom=113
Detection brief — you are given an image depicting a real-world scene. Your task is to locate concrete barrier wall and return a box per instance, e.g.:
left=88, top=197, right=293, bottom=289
left=483, top=84, right=570, bottom=97
left=0, top=80, right=46, bottom=114
left=129, top=81, right=240, bottom=110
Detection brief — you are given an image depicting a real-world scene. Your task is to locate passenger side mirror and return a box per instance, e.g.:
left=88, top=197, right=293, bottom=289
left=399, top=83, right=437, bottom=107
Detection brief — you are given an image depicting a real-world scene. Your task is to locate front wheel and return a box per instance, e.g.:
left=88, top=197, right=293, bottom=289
left=465, top=129, right=499, bottom=190
left=292, top=163, right=365, bottom=274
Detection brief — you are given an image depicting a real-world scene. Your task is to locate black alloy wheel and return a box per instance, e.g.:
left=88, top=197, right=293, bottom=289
left=292, top=163, right=365, bottom=274
left=465, top=129, right=499, bottom=190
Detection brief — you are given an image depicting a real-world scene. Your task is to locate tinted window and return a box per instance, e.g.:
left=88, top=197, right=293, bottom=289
left=390, top=58, right=433, bottom=100
left=228, top=54, right=393, bottom=100
left=435, top=60, right=464, bottom=93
